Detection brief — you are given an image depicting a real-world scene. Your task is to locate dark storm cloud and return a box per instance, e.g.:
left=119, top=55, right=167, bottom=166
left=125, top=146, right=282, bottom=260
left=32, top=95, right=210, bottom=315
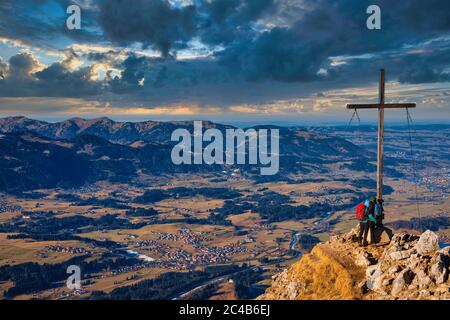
left=196, top=0, right=276, bottom=46
left=8, top=52, right=39, bottom=80
left=107, top=54, right=151, bottom=94
left=119, top=54, right=152, bottom=85
left=34, top=64, right=102, bottom=97
left=215, top=0, right=450, bottom=83
left=85, top=50, right=119, bottom=63
left=108, top=53, right=234, bottom=98
left=217, top=27, right=332, bottom=82
left=98, top=0, right=196, bottom=57
left=291, top=0, right=450, bottom=55
left=398, top=65, right=450, bottom=84
left=0, top=58, right=7, bottom=80
left=0, top=0, right=450, bottom=105
left=96, top=0, right=277, bottom=55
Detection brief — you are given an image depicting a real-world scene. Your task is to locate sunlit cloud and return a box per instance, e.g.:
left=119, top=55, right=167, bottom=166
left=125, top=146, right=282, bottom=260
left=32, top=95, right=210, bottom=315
left=0, top=0, right=449, bottom=121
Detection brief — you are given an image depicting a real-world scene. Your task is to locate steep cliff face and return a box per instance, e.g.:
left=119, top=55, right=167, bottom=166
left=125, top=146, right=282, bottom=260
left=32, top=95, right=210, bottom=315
left=259, top=228, right=449, bottom=300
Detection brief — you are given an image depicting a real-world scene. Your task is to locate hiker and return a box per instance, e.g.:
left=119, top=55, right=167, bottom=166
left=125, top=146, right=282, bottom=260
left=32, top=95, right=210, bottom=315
left=357, top=200, right=369, bottom=246
left=365, top=196, right=378, bottom=245
left=356, top=197, right=377, bottom=246
left=375, top=198, right=384, bottom=227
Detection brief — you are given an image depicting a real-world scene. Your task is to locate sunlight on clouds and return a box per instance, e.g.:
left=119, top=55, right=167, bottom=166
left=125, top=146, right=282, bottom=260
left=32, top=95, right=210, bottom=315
left=229, top=100, right=305, bottom=114
left=168, top=0, right=194, bottom=8
left=0, top=37, right=29, bottom=49
left=61, top=50, right=83, bottom=70
left=0, top=97, right=223, bottom=117
left=91, top=63, right=121, bottom=80
left=0, top=36, right=64, bottom=60
left=313, top=99, right=332, bottom=112
left=315, top=82, right=450, bottom=106
left=0, top=97, right=108, bottom=115
left=82, top=104, right=225, bottom=116
left=177, top=38, right=224, bottom=60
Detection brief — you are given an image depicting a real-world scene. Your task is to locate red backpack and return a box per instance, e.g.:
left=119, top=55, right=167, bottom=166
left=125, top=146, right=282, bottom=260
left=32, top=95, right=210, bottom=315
left=355, top=203, right=366, bottom=221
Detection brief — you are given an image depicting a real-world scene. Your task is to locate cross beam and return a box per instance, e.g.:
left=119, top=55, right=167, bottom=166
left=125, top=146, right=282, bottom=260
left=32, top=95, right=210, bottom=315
left=347, top=103, right=416, bottom=109
left=346, top=69, right=416, bottom=201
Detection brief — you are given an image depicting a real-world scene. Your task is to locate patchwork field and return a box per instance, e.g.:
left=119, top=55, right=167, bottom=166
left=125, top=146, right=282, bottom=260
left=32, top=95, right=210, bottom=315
left=0, top=125, right=448, bottom=300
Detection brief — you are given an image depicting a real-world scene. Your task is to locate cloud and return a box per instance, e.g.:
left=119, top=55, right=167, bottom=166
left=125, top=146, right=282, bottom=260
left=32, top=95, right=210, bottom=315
left=34, top=63, right=102, bottom=97
left=399, top=65, right=450, bottom=84
left=196, top=0, right=276, bottom=46
left=14, top=53, right=40, bottom=77
left=0, top=57, right=7, bottom=80
left=8, top=52, right=42, bottom=80
left=229, top=100, right=305, bottom=114
left=0, top=96, right=109, bottom=115
left=218, top=27, right=332, bottom=82
left=0, top=0, right=450, bottom=115
left=98, top=0, right=196, bottom=57
left=215, top=0, right=450, bottom=83
left=313, top=99, right=332, bottom=112
left=0, top=51, right=102, bottom=97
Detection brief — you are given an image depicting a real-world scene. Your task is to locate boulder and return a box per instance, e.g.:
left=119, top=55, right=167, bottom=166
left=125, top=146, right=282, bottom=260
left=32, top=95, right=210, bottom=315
left=416, top=269, right=432, bottom=289
left=391, top=275, right=406, bottom=297
left=430, top=254, right=448, bottom=285
left=389, top=251, right=404, bottom=260
left=414, top=230, right=439, bottom=256
left=389, top=249, right=415, bottom=260
left=391, top=268, right=415, bottom=297
left=366, top=264, right=382, bottom=291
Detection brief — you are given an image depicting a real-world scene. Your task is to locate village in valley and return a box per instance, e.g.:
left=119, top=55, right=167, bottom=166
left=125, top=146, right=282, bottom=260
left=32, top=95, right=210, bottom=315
left=0, top=121, right=448, bottom=300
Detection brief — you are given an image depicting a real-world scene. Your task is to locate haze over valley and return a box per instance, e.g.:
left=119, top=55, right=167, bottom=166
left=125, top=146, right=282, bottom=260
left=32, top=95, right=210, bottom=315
left=0, top=116, right=448, bottom=300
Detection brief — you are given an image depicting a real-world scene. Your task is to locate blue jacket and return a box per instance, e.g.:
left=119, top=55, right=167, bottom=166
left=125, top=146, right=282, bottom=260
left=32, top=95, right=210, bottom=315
left=367, top=213, right=377, bottom=223
left=362, top=200, right=377, bottom=223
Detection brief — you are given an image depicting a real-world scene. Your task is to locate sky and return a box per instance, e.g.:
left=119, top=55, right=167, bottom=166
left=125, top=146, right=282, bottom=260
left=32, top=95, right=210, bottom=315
left=0, top=0, right=449, bottom=124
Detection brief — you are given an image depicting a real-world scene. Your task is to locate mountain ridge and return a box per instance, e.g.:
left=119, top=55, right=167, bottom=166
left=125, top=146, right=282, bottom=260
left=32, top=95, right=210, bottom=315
left=0, top=116, right=389, bottom=194
left=259, top=228, right=450, bottom=300
left=0, top=116, right=230, bottom=144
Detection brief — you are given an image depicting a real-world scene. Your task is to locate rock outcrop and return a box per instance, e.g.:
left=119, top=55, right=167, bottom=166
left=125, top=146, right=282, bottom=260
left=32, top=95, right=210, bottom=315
left=259, top=227, right=449, bottom=300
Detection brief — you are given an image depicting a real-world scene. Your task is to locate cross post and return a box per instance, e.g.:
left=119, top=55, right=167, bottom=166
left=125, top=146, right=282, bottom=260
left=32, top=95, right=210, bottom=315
left=347, top=69, right=416, bottom=201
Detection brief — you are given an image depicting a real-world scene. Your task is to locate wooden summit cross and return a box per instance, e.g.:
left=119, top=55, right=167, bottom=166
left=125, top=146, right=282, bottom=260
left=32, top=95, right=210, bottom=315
left=347, top=69, right=416, bottom=201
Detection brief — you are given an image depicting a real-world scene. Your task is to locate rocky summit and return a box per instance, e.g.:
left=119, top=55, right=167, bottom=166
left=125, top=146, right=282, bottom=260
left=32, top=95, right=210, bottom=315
left=259, top=228, right=449, bottom=300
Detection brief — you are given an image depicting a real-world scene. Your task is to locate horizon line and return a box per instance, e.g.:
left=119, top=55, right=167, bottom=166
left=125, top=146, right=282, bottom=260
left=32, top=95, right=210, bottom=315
left=1, top=115, right=449, bottom=128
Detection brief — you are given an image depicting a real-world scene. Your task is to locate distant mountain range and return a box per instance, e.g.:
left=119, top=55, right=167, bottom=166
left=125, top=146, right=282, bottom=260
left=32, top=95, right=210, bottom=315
left=0, top=116, right=378, bottom=193
left=0, top=116, right=231, bottom=144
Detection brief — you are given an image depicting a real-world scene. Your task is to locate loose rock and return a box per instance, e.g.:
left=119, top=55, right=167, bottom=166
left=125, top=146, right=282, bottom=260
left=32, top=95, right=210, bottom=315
left=414, top=230, right=439, bottom=256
